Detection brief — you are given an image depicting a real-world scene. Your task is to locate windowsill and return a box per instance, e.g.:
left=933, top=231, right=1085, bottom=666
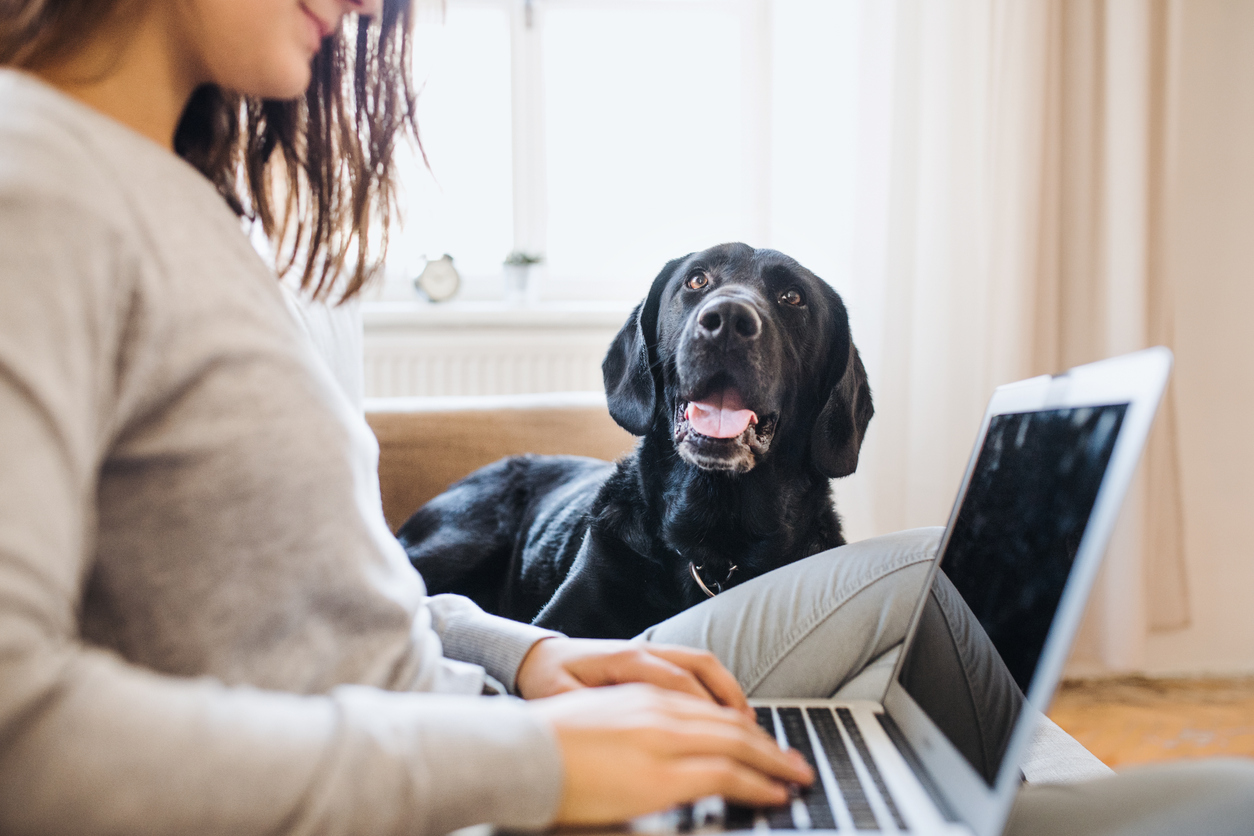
left=362, top=299, right=636, bottom=330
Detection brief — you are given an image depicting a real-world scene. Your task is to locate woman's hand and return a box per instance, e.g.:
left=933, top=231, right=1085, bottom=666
left=516, top=637, right=750, bottom=714
left=528, top=683, right=814, bottom=826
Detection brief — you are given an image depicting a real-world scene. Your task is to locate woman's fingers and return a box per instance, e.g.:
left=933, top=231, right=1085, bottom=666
left=638, top=645, right=752, bottom=714
left=530, top=684, right=813, bottom=826
left=603, top=649, right=722, bottom=703
left=562, top=645, right=720, bottom=705
left=651, top=717, right=813, bottom=786
left=542, top=667, right=585, bottom=696
left=520, top=637, right=752, bottom=715
left=628, top=686, right=762, bottom=735
left=668, top=756, right=793, bottom=807
left=605, top=686, right=814, bottom=785
left=574, top=644, right=750, bottom=712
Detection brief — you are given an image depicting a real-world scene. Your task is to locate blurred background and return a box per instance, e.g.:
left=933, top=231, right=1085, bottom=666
left=363, top=0, right=1254, bottom=760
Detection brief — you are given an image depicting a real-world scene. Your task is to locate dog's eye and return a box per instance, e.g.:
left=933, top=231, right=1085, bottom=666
left=779, top=288, right=805, bottom=306
left=686, top=272, right=710, bottom=290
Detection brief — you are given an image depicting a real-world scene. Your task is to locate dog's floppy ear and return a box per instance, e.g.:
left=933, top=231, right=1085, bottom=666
left=602, top=258, right=683, bottom=436
left=811, top=340, right=874, bottom=478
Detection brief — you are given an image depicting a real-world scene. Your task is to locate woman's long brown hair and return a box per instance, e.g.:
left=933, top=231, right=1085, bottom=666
left=0, top=0, right=419, bottom=303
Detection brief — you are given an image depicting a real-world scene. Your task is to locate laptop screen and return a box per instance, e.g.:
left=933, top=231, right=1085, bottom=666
left=896, top=403, right=1127, bottom=785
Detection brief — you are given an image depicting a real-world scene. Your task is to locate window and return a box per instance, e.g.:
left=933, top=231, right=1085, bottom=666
left=385, top=0, right=862, bottom=303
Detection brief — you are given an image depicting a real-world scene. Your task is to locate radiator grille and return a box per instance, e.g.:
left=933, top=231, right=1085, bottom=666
left=364, top=340, right=612, bottom=397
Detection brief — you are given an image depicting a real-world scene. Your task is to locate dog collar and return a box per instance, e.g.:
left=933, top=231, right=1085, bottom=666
left=689, top=561, right=739, bottom=598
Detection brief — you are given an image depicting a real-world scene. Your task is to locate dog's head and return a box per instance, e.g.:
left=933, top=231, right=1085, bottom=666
left=603, top=243, right=872, bottom=477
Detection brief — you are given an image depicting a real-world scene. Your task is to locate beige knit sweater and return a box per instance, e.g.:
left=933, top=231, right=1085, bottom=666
left=0, top=69, right=562, bottom=836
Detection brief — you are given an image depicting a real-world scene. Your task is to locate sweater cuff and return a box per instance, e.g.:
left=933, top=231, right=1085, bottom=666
left=334, top=686, right=564, bottom=834
left=427, top=594, right=563, bottom=694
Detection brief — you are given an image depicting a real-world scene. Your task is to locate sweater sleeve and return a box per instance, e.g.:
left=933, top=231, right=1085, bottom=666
left=427, top=594, right=564, bottom=694
left=0, top=197, right=564, bottom=836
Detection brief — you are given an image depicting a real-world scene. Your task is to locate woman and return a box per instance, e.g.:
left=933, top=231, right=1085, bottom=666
left=0, top=2, right=1251, bottom=835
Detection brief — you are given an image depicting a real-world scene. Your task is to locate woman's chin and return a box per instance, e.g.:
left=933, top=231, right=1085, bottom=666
left=219, top=61, right=313, bottom=101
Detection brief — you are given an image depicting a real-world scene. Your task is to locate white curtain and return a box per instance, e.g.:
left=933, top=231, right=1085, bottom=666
left=412, top=0, right=448, bottom=23
left=831, top=0, right=1189, bottom=675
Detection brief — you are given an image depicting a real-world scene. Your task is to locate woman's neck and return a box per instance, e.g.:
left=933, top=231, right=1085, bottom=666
left=34, top=8, right=201, bottom=150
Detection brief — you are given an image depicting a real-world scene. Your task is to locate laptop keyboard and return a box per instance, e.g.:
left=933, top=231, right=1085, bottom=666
left=702, top=706, right=906, bottom=832
left=805, top=708, right=878, bottom=830
left=776, top=709, right=837, bottom=828
left=834, top=709, right=908, bottom=831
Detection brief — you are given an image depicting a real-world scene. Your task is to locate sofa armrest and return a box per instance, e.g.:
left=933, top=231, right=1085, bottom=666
left=365, top=392, right=637, bottom=532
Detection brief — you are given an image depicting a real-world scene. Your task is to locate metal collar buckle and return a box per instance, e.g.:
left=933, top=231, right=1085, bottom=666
left=688, top=561, right=739, bottom=598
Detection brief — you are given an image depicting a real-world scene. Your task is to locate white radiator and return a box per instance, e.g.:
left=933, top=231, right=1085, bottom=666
left=364, top=342, right=612, bottom=397
left=362, top=302, right=629, bottom=398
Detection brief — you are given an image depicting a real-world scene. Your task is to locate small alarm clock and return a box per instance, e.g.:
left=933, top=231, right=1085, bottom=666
left=415, top=254, right=461, bottom=303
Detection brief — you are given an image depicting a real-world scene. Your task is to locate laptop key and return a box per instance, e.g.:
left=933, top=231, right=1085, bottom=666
left=676, top=803, right=695, bottom=833
left=807, top=708, right=878, bottom=830
left=836, top=708, right=908, bottom=831
left=765, top=804, right=797, bottom=830
left=776, top=708, right=837, bottom=830
left=724, top=803, right=757, bottom=831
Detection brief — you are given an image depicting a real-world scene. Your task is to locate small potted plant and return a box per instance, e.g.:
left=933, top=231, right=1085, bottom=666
left=503, top=250, right=544, bottom=306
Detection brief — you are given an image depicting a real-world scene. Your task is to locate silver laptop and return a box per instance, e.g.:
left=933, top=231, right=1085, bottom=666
left=634, top=347, right=1172, bottom=836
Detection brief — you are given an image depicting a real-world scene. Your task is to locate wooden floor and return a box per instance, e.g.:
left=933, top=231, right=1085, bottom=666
left=1048, top=677, right=1254, bottom=768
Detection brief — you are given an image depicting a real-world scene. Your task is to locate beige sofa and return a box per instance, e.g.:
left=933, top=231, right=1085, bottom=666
left=365, top=392, right=636, bottom=532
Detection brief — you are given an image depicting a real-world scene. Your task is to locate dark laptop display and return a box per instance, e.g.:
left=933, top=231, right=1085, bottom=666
left=897, top=404, right=1128, bottom=784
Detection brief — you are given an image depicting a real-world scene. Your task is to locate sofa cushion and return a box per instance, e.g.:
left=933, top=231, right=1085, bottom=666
left=365, top=392, right=637, bottom=531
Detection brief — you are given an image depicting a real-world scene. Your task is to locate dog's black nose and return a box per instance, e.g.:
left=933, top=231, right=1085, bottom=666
left=696, top=298, right=762, bottom=343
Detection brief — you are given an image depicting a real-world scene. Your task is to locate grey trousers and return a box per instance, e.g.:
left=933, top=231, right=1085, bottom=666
left=639, top=528, right=1254, bottom=836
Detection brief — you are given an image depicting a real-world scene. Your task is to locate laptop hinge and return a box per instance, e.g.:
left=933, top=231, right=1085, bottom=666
left=876, top=712, right=961, bottom=824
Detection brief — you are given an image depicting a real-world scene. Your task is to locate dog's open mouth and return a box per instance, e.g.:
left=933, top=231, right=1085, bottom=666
left=674, top=388, right=777, bottom=473
left=686, top=389, right=757, bottom=438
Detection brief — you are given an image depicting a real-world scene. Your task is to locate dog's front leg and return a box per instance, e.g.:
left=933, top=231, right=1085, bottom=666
left=532, top=531, right=673, bottom=639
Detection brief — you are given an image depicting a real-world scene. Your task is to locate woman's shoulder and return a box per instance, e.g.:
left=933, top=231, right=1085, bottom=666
left=0, top=69, right=228, bottom=235
left=0, top=71, right=124, bottom=214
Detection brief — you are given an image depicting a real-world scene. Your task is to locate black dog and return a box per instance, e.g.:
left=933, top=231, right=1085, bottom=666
left=399, top=243, right=872, bottom=638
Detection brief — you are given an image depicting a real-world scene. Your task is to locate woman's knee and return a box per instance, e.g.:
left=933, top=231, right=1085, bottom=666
left=641, top=526, right=943, bottom=640
left=638, top=526, right=944, bottom=695
left=799, top=526, right=944, bottom=599
left=813, top=527, right=944, bottom=575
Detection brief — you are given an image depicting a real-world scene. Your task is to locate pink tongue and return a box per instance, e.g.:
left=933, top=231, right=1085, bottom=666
left=685, top=392, right=758, bottom=439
